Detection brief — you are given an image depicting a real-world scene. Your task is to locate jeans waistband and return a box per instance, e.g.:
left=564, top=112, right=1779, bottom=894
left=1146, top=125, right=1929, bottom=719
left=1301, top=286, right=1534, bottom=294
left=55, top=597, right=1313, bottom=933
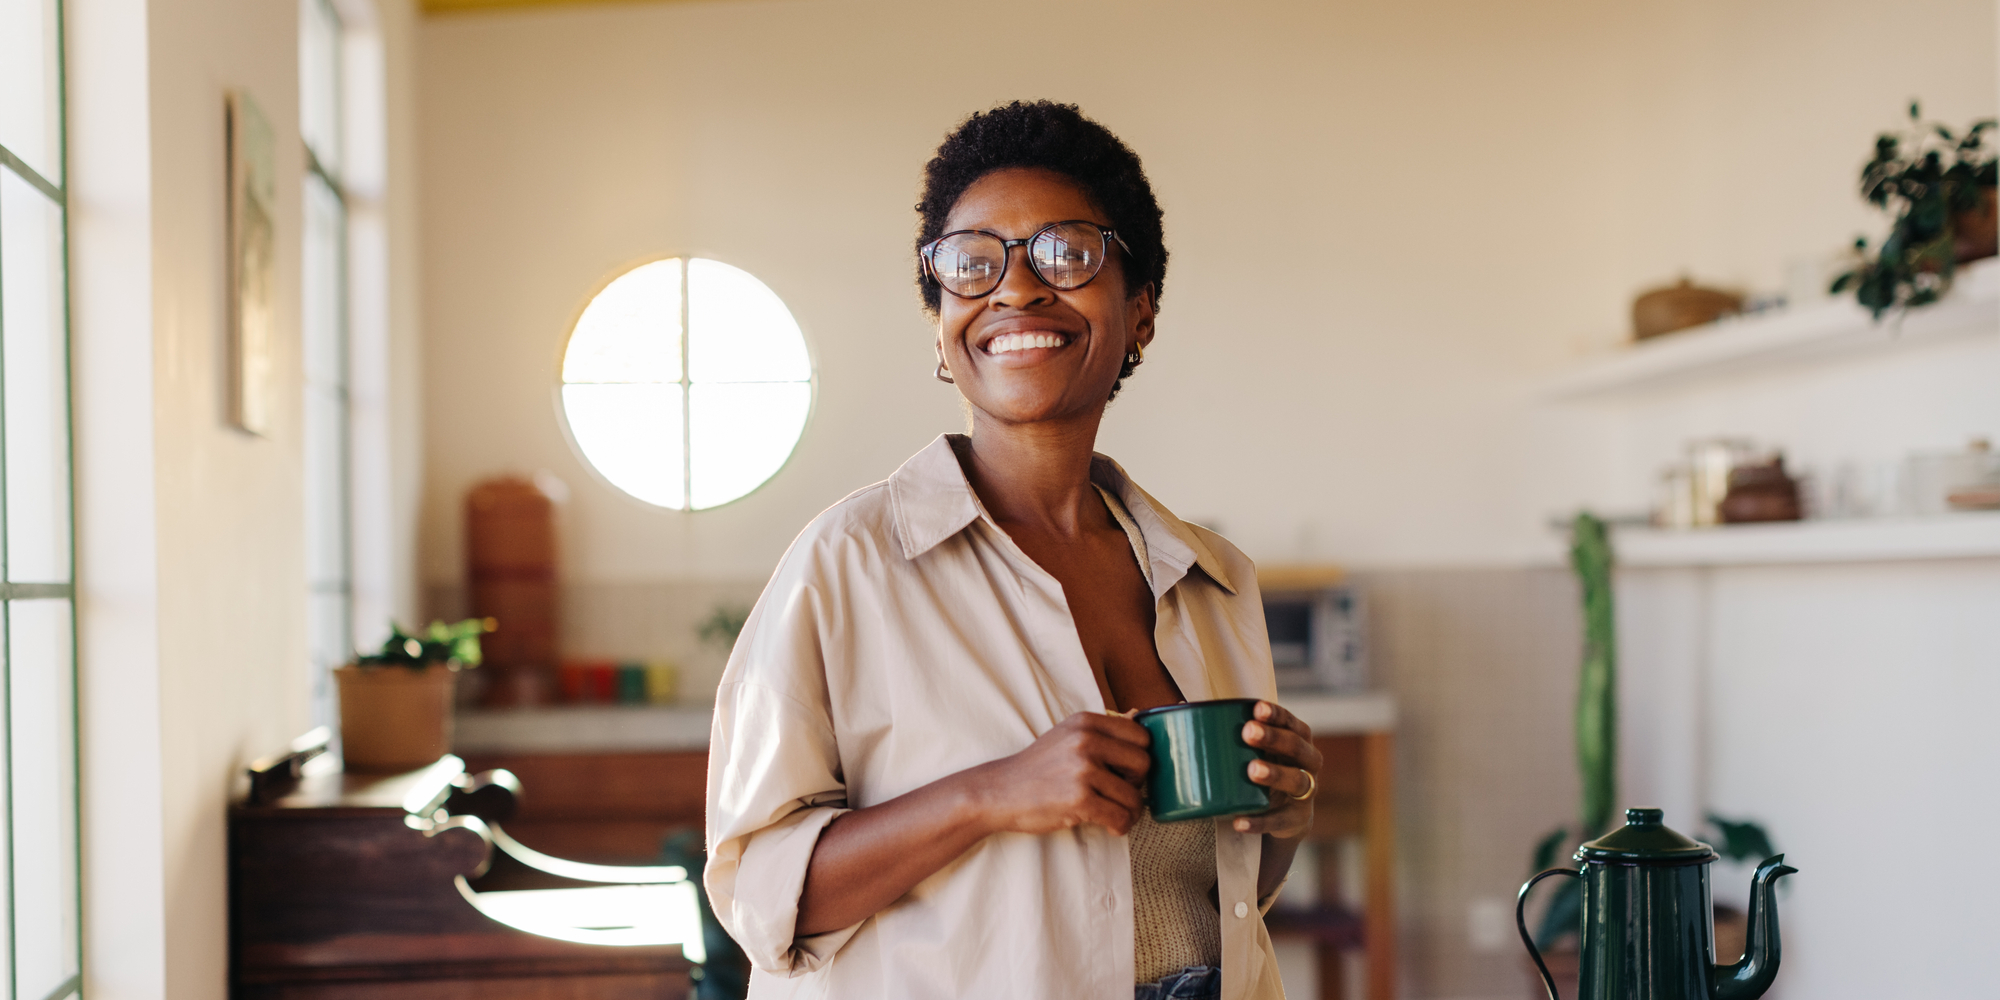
left=1135, top=965, right=1220, bottom=1000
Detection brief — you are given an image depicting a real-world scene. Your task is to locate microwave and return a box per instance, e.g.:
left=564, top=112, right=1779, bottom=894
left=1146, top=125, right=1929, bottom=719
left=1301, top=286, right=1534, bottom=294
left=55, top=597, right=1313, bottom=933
left=1259, top=572, right=1366, bottom=693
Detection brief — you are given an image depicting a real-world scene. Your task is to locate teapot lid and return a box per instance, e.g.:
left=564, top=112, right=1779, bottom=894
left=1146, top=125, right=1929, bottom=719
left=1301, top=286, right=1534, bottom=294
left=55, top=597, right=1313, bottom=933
left=1576, top=808, right=1718, bottom=866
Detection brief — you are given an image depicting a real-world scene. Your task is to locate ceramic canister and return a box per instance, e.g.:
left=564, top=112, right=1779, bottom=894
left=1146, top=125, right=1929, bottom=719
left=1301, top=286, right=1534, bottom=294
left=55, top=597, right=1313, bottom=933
left=1135, top=698, right=1272, bottom=822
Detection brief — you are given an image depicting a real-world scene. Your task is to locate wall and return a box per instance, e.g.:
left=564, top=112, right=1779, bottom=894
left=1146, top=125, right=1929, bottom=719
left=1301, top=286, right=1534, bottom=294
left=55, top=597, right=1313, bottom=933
left=415, top=2, right=1996, bottom=999
left=1622, top=560, right=2000, bottom=1000
left=414, top=0, right=1998, bottom=580
left=143, top=2, right=314, bottom=993
left=69, top=0, right=427, bottom=995
left=415, top=0, right=1641, bottom=593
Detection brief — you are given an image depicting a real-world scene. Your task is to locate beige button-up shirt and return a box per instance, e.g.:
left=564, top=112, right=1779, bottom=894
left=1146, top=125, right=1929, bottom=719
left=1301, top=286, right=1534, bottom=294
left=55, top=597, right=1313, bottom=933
left=705, top=434, right=1287, bottom=1000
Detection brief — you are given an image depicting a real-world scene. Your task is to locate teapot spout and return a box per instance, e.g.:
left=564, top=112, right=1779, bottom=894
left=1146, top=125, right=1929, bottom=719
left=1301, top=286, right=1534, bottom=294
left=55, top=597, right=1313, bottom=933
left=1712, top=854, right=1798, bottom=1000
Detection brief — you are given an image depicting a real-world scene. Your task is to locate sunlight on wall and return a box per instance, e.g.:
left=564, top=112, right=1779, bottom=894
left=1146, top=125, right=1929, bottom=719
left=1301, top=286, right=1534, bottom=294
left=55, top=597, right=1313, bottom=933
left=560, top=257, right=813, bottom=511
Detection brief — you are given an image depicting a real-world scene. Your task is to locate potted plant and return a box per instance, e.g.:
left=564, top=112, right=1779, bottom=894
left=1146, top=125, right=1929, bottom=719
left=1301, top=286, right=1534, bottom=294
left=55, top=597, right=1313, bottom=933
left=336, top=618, right=492, bottom=773
left=1833, top=102, right=1998, bottom=319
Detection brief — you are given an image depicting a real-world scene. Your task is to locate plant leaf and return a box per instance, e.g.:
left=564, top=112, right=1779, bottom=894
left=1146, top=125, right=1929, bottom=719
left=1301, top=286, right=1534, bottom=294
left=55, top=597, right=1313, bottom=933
left=1533, top=877, right=1583, bottom=951
left=1570, top=513, right=1617, bottom=837
left=1705, top=814, right=1778, bottom=862
left=1531, top=827, right=1569, bottom=874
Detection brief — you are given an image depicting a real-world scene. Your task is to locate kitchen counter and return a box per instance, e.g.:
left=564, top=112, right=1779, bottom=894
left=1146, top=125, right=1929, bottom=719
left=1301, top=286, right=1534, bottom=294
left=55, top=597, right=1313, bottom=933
left=456, top=704, right=716, bottom=753
left=455, top=690, right=1394, bottom=754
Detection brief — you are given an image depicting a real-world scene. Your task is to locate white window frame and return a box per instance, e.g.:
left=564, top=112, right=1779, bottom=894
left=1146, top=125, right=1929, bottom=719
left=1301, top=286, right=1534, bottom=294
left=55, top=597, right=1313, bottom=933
left=0, top=0, right=81, bottom=994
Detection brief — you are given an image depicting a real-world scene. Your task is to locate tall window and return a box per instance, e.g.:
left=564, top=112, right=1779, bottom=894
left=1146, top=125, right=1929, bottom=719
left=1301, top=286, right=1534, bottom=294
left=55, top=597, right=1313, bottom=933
left=0, top=0, right=81, bottom=995
left=301, top=0, right=351, bottom=728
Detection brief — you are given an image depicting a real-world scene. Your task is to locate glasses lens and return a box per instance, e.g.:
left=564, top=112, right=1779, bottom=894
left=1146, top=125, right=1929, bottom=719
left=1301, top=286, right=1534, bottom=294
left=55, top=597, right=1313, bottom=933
left=1030, top=224, right=1109, bottom=289
left=931, top=232, right=1006, bottom=297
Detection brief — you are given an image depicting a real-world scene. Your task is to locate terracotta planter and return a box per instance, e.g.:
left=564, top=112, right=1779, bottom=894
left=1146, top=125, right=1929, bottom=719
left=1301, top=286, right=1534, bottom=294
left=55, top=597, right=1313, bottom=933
left=335, top=665, right=456, bottom=773
left=1953, top=186, right=1998, bottom=263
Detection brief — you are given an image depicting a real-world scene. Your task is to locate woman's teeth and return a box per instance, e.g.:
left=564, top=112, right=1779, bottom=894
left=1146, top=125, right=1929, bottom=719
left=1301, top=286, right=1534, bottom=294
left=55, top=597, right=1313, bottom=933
left=986, top=333, right=1067, bottom=354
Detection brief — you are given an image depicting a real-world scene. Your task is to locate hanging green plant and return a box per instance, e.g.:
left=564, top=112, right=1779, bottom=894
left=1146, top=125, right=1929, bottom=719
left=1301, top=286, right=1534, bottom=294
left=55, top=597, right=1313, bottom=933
left=1832, top=101, right=1998, bottom=319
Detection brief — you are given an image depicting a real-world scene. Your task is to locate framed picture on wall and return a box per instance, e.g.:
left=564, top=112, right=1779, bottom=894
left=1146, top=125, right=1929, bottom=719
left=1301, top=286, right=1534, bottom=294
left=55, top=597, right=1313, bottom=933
left=227, top=89, right=276, bottom=435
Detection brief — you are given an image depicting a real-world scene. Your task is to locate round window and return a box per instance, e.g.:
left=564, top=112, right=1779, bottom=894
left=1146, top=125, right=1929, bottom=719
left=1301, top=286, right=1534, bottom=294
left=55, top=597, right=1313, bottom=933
left=559, top=257, right=813, bottom=510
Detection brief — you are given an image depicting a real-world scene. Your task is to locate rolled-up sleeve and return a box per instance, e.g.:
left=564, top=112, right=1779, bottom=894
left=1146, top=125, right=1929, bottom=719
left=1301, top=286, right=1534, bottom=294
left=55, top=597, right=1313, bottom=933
left=704, top=573, right=862, bottom=975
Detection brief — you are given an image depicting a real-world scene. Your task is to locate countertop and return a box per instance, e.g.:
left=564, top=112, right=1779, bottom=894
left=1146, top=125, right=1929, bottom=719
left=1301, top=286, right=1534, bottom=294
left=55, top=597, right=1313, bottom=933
left=455, top=690, right=1396, bottom=754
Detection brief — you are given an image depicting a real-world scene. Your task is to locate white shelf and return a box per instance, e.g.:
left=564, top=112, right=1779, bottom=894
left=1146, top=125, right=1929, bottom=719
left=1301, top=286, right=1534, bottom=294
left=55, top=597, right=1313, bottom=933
left=456, top=704, right=715, bottom=754
left=1282, top=691, right=1396, bottom=734
left=1542, top=258, right=2000, bottom=400
left=1612, top=512, right=2000, bottom=567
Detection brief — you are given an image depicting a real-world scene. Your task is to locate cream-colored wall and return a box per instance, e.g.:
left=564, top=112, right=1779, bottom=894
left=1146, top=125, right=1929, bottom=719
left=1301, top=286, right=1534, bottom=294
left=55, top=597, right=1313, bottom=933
left=70, top=0, right=426, bottom=995
left=143, top=2, right=314, bottom=992
left=415, top=0, right=1643, bottom=589
left=417, top=0, right=1995, bottom=578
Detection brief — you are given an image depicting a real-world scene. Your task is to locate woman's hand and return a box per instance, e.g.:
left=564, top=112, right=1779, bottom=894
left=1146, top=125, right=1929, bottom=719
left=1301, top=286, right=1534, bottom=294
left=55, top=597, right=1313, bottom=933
left=1233, top=701, right=1321, bottom=841
left=969, top=711, right=1152, bottom=836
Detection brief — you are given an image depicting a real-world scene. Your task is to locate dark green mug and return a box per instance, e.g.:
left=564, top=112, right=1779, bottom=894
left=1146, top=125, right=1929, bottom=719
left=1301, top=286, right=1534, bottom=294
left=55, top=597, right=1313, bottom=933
left=1135, top=698, right=1272, bottom=823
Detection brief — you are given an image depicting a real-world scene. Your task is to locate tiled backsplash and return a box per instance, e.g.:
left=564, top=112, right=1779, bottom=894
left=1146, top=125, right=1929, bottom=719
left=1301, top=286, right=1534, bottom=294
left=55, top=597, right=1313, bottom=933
left=1354, top=568, right=1581, bottom=999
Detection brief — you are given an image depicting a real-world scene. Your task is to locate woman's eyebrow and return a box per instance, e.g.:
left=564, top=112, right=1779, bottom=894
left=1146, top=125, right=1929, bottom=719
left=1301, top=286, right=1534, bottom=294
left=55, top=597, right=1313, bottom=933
left=952, top=220, right=1097, bottom=238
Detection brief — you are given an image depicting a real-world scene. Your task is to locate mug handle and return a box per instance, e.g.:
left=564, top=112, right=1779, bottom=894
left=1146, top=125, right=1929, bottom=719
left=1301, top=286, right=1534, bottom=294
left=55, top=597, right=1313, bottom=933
left=1517, top=867, right=1581, bottom=1000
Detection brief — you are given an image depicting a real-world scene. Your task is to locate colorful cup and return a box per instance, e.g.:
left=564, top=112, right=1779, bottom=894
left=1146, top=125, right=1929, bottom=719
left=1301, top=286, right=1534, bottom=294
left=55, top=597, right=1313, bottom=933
left=1134, top=698, right=1273, bottom=823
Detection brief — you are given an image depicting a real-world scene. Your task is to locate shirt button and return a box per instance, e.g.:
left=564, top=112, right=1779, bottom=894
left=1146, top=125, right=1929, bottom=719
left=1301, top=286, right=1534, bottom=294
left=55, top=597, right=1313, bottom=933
left=1103, top=893, right=1116, bottom=911
left=1233, top=901, right=1250, bottom=919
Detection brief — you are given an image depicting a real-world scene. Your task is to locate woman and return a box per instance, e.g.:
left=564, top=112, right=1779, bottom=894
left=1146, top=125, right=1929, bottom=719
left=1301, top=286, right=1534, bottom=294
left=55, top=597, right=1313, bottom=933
left=705, top=101, right=1321, bottom=1000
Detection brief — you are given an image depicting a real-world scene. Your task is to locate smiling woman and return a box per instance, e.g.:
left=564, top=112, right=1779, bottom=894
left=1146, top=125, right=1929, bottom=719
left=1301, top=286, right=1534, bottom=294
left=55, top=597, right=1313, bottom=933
left=558, top=257, right=814, bottom=511
left=704, top=101, right=1314, bottom=1000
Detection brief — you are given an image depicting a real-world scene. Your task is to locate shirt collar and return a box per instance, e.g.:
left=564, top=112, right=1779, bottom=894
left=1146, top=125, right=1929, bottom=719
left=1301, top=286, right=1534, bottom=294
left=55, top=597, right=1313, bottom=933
left=887, top=434, right=1238, bottom=597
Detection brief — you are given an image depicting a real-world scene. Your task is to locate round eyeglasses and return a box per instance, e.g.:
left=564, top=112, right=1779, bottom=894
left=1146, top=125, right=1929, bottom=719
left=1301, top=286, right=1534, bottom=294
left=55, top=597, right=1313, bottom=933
left=922, top=221, right=1133, bottom=299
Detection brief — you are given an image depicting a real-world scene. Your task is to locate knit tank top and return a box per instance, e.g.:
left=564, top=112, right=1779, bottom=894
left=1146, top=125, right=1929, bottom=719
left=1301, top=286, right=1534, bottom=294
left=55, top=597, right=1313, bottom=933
left=1129, top=810, right=1223, bottom=982
left=1095, top=486, right=1225, bottom=984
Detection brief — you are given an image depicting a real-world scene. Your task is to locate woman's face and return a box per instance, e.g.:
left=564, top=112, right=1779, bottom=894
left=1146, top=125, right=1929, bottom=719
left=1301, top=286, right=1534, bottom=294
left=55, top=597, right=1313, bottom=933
left=935, top=168, right=1155, bottom=430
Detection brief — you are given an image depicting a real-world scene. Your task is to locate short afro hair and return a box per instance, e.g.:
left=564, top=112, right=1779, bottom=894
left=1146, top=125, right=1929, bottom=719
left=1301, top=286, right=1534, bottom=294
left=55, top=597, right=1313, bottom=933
left=915, top=101, right=1168, bottom=319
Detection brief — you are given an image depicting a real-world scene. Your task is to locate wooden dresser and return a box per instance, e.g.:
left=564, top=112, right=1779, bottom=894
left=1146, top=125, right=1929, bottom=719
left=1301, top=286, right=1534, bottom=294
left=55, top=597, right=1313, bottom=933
left=229, top=756, right=693, bottom=999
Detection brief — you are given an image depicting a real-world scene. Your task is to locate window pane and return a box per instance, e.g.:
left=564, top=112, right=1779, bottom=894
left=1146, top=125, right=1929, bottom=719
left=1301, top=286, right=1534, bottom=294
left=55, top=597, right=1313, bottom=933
left=0, top=0, right=62, bottom=184
left=307, top=591, right=347, bottom=728
left=3, top=170, right=72, bottom=583
left=562, top=383, right=685, bottom=509
left=11, top=599, right=79, bottom=998
left=689, top=382, right=811, bottom=510
left=304, top=384, right=347, bottom=583
left=563, top=259, right=682, bottom=384
left=298, top=0, right=342, bottom=173
left=302, top=172, right=345, bottom=387
left=687, top=259, right=811, bottom=383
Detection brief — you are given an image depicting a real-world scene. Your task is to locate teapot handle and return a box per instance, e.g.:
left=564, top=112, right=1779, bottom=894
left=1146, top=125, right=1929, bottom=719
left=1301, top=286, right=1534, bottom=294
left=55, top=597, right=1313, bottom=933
left=1517, top=867, right=1582, bottom=1000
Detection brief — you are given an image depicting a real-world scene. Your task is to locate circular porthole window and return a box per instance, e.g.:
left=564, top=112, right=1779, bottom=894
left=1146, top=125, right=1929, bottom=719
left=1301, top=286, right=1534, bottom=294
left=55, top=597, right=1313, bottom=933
left=559, top=258, right=813, bottom=510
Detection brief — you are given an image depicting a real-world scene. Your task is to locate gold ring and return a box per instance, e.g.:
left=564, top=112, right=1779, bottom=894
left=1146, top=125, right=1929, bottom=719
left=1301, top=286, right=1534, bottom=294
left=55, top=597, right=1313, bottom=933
left=1291, top=770, right=1317, bottom=803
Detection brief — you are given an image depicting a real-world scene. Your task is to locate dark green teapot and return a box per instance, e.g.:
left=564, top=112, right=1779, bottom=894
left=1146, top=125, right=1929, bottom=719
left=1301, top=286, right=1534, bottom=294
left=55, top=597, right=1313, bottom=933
left=1517, top=808, right=1797, bottom=1000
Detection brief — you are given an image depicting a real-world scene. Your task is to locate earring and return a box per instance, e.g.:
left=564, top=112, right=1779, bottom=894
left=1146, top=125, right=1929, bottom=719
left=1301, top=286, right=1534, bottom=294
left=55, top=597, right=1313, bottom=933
left=934, top=351, right=955, bottom=384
